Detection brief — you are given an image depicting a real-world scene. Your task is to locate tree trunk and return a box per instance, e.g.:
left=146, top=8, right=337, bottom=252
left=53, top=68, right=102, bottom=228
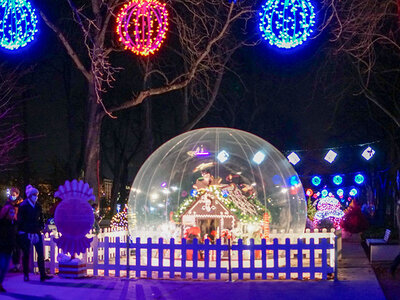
left=84, top=81, right=104, bottom=205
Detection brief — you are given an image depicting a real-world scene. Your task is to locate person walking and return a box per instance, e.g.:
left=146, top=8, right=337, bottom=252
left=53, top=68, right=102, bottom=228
left=0, top=205, right=18, bottom=292
left=17, top=185, right=53, bottom=282
left=5, top=187, right=23, bottom=272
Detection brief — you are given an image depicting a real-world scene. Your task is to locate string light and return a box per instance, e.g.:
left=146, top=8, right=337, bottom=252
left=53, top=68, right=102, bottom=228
left=333, top=175, right=343, bottom=185
left=349, top=188, right=358, bottom=196
left=354, top=174, right=364, bottom=185
left=0, top=0, right=38, bottom=50
left=116, top=0, right=169, bottom=56
left=361, top=146, right=375, bottom=160
left=324, top=150, right=337, bottom=163
left=287, top=152, right=300, bottom=165
left=259, top=0, right=316, bottom=49
left=311, top=176, right=321, bottom=186
left=111, top=206, right=128, bottom=231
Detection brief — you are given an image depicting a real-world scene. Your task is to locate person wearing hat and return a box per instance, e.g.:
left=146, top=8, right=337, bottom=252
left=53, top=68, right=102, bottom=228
left=5, top=187, right=23, bottom=272
left=17, top=185, right=53, bottom=282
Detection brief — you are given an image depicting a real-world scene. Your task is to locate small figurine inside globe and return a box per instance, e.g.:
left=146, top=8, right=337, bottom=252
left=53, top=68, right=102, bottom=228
left=128, top=128, right=306, bottom=242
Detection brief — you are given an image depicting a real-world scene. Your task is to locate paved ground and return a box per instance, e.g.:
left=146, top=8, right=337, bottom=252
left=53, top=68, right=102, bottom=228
left=0, top=235, right=387, bottom=300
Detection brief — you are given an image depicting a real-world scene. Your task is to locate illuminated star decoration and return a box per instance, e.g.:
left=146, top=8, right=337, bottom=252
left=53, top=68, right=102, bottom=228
left=0, top=0, right=38, bottom=50
left=116, top=0, right=169, bottom=56
left=259, top=0, right=316, bottom=49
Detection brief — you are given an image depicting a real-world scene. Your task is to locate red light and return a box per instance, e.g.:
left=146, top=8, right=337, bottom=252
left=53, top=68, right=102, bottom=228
left=306, top=189, right=313, bottom=197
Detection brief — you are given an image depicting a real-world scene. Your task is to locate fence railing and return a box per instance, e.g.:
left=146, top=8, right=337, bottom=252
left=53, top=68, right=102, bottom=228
left=36, top=228, right=338, bottom=281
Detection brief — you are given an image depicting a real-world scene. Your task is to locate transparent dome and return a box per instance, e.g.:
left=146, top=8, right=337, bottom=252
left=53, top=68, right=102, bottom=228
left=128, top=128, right=306, bottom=241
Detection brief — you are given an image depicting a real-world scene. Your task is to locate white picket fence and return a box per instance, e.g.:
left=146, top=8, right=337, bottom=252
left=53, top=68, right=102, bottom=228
left=35, top=228, right=340, bottom=281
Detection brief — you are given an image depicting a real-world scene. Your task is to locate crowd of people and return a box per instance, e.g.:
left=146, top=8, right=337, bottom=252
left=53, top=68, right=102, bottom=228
left=0, top=185, right=53, bottom=292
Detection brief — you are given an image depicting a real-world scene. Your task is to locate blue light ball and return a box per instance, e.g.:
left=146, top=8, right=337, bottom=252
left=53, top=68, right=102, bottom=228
left=259, top=0, right=316, bottom=49
left=0, top=0, right=38, bottom=51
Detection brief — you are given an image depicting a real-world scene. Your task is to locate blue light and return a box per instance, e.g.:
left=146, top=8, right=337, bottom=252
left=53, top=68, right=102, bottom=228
left=354, top=174, right=364, bottom=185
left=272, top=175, right=282, bottom=185
left=0, top=0, right=38, bottom=51
left=321, top=189, right=328, bottom=198
left=289, top=175, right=300, bottom=186
left=311, top=176, right=321, bottom=186
left=190, top=189, right=198, bottom=197
left=349, top=188, right=358, bottom=196
left=336, top=189, right=344, bottom=197
left=259, top=0, right=316, bottom=49
left=333, top=175, right=343, bottom=185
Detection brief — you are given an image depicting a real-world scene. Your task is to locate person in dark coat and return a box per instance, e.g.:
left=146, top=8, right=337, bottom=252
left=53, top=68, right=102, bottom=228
left=17, top=185, right=52, bottom=282
left=0, top=205, right=18, bottom=292
left=5, top=187, right=23, bottom=272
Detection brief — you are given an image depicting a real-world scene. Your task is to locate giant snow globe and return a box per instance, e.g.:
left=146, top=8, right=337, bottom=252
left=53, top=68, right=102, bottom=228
left=128, top=128, right=306, bottom=241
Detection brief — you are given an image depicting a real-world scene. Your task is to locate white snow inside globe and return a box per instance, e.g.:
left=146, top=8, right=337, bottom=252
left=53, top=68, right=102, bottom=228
left=128, top=128, right=306, bottom=241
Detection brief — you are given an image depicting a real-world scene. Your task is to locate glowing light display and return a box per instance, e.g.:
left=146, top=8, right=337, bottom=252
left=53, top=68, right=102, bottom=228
left=306, top=188, right=313, bottom=196
left=259, top=0, right=316, bottom=49
left=311, top=176, right=321, bottom=186
left=333, top=175, right=343, bottom=185
left=336, top=189, right=344, bottom=197
left=361, top=146, right=375, bottom=160
left=0, top=0, right=38, bottom=50
left=324, top=150, right=337, bottom=163
left=217, top=150, right=229, bottom=163
left=354, top=174, right=364, bottom=185
left=321, top=189, right=328, bottom=198
left=349, top=188, right=358, bottom=196
left=116, top=0, right=169, bottom=56
left=287, top=152, right=300, bottom=165
left=314, top=196, right=344, bottom=229
left=253, top=151, right=266, bottom=165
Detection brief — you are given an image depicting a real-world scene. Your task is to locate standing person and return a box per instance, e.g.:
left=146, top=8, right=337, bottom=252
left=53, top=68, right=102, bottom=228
left=17, top=185, right=52, bottom=282
left=391, top=200, right=400, bottom=277
left=5, top=187, right=23, bottom=272
left=0, top=205, right=18, bottom=292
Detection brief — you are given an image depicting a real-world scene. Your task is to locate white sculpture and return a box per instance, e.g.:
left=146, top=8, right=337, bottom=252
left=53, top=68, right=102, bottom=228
left=54, top=180, right=95, bottom=255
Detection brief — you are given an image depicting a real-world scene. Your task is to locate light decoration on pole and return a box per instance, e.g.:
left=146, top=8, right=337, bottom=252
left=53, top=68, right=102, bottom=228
left=116, top=0, right=169, bottom=56
left=361, top=146, right=375, bottom=160
left=0, top=0, right=38, bottom=51
left=313, top=196, right=344, bottom=229
left=324, top=150, right=337, bottom=163
left=258, top=0, right=316, bottom=49
left=287, top=152, right=300, bottom=165
left=333, top=175, right=343, bottom=185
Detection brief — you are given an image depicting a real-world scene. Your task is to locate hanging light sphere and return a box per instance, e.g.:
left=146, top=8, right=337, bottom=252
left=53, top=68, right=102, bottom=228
left=0, top=0, right=38, bottom=51
left=116, top=0, right=169, bottom=56
left=259, top=0, right=316, bottom=49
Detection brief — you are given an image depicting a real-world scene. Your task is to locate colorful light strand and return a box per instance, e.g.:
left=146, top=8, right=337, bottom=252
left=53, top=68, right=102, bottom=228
left=259, top=0, right=316, bottom=49
left=0, top=0, right=38, bottom=51
left=116, top=0, right=169, bottom=56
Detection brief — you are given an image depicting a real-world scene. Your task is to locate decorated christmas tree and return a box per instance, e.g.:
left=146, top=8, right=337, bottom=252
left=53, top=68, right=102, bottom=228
left=110, top=205, right=128, bottom=231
